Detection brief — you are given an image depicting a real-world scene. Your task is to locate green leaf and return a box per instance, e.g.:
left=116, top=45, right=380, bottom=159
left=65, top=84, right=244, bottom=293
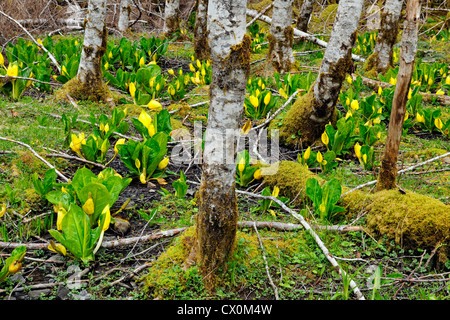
left=46, top=190, right=74, bottom=211
left=305, top=178, right=322, bottom=209
left=0, top=245, right=26, bottom=282
left=78, top=183, right=112, bottom=223
left=49, top=205, right=102, bottom=263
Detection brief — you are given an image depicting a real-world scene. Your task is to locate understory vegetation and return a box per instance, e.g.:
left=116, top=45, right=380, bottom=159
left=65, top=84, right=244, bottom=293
left=0, top=0, right=449, bottom=300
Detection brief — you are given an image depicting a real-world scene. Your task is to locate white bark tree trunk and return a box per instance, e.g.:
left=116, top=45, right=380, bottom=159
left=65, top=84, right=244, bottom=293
left=297, top=0, right=315, bottom=32
left=77, top=0, right=107, bottom=86
left=370, top=0, right=404, bottom=73
left=118, top=0, right=131, bottom=32
left=60, top=0, right=113, bottom=105
left=193, top=0, right=209, bottom=60
left=313, top=0, right=363, bottom=120
left=268, top=0, right=295, bottom=73
left=194, top=0, right=250, bottom=291
left=163, top=0, right=180, bottom=34
left=277, top=0, right=363, bottom=146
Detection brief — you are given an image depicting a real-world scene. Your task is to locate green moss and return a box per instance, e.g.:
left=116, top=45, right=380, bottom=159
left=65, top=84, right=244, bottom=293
left=262, top=160, right=370, bottom=217
left=270, top=86, right=321, bottom=147
left=366, top=189, right=450, bottom=263
left=54, top=77, right=114, bottom=107
left=141, top=225, right=320, bottom=299
left=363, top=52, right=380, bottom=78
left=404, top=147, right=449, bottom=160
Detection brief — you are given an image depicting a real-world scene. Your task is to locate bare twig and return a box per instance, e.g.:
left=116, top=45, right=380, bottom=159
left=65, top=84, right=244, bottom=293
left=237, top=189, right=366, bottom=300
left=0, top=136, right=69, bottom=182
left=45, top=152, right=106, bottom=169
left=0, top=75, right=60, bottom=87
left=0, top=9, right=61, bottom=73
left=252, top=219, right=279, bottom=300
left=250, top=89, right=301, bottom=132
left=341, top=151, right=450, bottom=197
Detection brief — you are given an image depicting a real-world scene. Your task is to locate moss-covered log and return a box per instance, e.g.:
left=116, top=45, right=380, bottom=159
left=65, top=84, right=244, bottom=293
left=263, top=160, right=450, bottom=263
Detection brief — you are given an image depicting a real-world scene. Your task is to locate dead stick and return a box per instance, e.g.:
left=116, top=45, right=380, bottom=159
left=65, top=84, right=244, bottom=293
left=341, top=151, right=450, bottom=196
left=0, top=227, right=188, bottom=250
left=45, top=153, right=106, bottom=169
left=0, top=9, right=61, bottom=73
left=252, top=219, right=279, bottom=300
left=236, top=189, right=365, bottom=300
left=0, top=136, right=69, bottom=182
left=0, top=75, right=60, bottom=87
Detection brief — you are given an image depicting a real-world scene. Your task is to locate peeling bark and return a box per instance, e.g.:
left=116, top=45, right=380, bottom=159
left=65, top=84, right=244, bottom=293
left=367, top=0, right=404, bottom=74
left=193, top=0, right=209, bottom=60
left=268, top=0, right=295, bottom=73
left=195, top=0, right=249, bottom=291
left=296, top=0, right=315, bottom=32
left=118, top=0, right=132, bottom=32
left=377, top=0, right=420, bottom=191
left=164, top=0, right=180, bottom=34
left=277, top=0, right=363, bottom=146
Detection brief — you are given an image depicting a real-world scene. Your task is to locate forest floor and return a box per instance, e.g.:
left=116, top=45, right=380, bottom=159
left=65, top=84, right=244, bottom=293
left=1, top=6, right=450, bottom=301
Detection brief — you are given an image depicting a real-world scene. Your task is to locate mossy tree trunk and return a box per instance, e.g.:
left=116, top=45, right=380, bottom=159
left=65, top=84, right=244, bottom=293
left=59, top=0, right=113, bottom=105
left=296, top=0, right=315, bottom=32
left=268, top=0, right=295, bottom=73
left=118, top=0, right=131, bottom=32
left=194, top=0, right=250, bottom=292
left=193, top=0, right=209, bottom=60
left=364, top=0, right=403, bottom=75
left=275, top=0, right=363, bottom=147
left=163, top=0, right=180, bottom=35
left=377, top=0, right=420, bottom=191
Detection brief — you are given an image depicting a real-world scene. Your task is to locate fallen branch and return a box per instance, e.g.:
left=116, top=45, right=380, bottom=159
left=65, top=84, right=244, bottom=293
left=238, top=220, right=363, bottom=233
left=0, top=75, right=60, bottom=87
left=250, top=89, right=301, bottom=132
left=45, top=152, right=106, bottom=169
left=100, top=227, right=187, bottom=248
left=352, top=73, right=450, bottom=106
left=341, top=151, right=450, bottom=196
left=0, top=9, right=61, bottom=73
left=246, top=3, right=273, bottom=28
left=252, top=220, right=279, bottom=300
left=246, top=8, right=365, bottom=63
left=236, top=189, right=366, bottom=300
left=0, top=227, right=187, bottom=251
left=0, top=136, right=69, bottom=182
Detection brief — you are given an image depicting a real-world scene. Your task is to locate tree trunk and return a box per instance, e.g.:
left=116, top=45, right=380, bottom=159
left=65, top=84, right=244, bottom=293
left=194, top=0, right=250, bottom=291
left=118, top=0, right=131, bottom=32
left=364, top=0, right=403, bottom=75
left=377, top=0, right=420, bottom=191
left=268, top=0, right=295, bottom=74
left=57, top=0, right=113, bottom=105
left=163, top=0, right=180, bottom=34
left=193, top=0, right=209, bottom=60
left=275, top=0, right=363, bottom=147
left=296, top=0, right=315, bottom=32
